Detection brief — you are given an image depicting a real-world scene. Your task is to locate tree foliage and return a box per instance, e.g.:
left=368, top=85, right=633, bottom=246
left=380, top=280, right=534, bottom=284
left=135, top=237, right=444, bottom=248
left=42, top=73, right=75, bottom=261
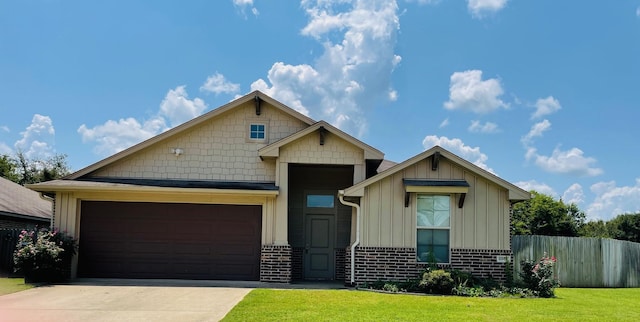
left=512, top=191, right=640, bottom=243
left=0, top=151, right=71, bottom=185
left=607, top=213, right=640, bottom=243
left=511, top=191, right=585, bottom=237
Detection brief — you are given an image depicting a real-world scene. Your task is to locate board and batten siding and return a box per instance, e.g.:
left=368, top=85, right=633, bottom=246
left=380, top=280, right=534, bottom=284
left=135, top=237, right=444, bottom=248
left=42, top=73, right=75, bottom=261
left=90, top=101, right=308, bottom=182
left=361, top=157, right=511, bottom=250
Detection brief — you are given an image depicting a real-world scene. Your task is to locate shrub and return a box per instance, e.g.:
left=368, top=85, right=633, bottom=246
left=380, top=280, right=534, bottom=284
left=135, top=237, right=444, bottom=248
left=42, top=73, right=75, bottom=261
left=420, top=269, right=454, bottom=294
left=452, top=283, right=485, bottom=297
left=13, top=228, right=77, bottom=283
left=520, top=253, right=560, bottom=298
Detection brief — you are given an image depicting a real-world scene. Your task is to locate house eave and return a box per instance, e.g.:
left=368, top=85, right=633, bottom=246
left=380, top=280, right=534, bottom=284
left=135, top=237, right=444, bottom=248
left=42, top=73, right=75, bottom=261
left=27, top=180, right=280, bottom=197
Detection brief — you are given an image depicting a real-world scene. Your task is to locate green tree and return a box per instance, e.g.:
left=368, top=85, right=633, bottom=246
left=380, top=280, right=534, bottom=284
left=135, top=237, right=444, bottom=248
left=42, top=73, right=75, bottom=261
left=0, top=151, right=71, bottom=185
left=0, top=154, right=19, bottom=182
left=579, top=220, right=610, bottom=238
left=511, top=191, right=585, bottom=237
left=607, top=213, right=640, bottom=243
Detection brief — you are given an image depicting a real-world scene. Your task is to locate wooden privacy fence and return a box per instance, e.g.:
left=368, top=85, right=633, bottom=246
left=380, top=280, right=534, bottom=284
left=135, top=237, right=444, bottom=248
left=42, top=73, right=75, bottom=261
left=0, top=229, right=21, bottom=276
left=512, top=235, right=640, bottom=288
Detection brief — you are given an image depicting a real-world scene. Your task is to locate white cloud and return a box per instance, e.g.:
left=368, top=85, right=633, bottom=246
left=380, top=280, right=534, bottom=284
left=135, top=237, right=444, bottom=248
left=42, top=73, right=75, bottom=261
left=200, top=72, right=240, bottom=95
left=78, top=117, right=167, bottom=156
left=530, top=146, right=603, bottom=177
left=467, top=0, right=508, bottom=18
left=443, top=70, right=508, bottom=114
left=0, top=142, right=11, bottom=155
left=0, top=125, right=9, bottom=132
left=521, top=119, right=551, bottom=145
left=468, top=120, right=499, bottom=133
left=251, top=0, right=401, bottom=137
left=233, top=0, right=259, bottom=17
left=439, top=118, right=449, bottom=128
left=587, top=179, right=640, bottom=221
left=636, top=7, right=640, bottom=17
left=159, top=86, right=208, bottom=127
left=562, top=183, right=585, bottom=205
left=532, top=96, right=561, bottom=119
left=79, top=86, right=207, bottom=156
left=407, top=0, right=441, bottom=4
left=422, top=135, right=495, bottom=174
left=14, top=114, right=56, bottom=159
left=514, top=180, right=557, bottom=197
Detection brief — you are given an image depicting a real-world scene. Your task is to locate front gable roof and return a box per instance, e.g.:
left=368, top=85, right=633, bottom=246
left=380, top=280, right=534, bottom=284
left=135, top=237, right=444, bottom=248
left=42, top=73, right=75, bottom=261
left=67, top=91, right=315, bottom=180
left=342, top=145, right=531, bottom=201
left=258, top=121, right=384, bottom=161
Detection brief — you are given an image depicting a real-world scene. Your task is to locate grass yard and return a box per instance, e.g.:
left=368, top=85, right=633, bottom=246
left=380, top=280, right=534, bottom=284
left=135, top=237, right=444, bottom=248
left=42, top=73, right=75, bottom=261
left=0, top=278, right=33, bottom=296
left=222, top=288, right=640, bottom=321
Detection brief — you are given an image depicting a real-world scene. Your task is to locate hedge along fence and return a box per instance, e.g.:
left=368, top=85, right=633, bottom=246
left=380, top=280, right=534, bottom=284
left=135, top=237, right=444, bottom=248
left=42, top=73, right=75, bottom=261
left=512, top=235, right=640, bottom=288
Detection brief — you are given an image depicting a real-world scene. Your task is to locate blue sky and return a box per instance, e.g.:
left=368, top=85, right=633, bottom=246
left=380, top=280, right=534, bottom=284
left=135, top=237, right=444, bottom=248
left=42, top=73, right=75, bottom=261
left=1, top=0, right=639, bottom=221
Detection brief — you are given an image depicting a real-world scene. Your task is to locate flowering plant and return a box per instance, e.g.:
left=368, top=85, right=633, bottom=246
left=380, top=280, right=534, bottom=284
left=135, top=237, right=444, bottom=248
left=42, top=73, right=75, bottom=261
left=13, top=228, right=77, bottom=283
left=520, top=252, right=560, bottom=298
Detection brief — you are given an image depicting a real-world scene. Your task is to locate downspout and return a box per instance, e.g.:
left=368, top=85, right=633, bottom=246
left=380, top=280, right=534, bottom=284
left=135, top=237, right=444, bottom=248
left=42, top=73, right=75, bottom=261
left=338, top=190, right=360, bottom=286
left=38, top=192, right=55, bottom=229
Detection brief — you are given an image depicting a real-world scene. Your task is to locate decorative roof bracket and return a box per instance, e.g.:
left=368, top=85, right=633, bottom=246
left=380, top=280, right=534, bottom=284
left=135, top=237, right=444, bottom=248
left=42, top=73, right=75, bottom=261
left=458, top=193, right=466, bottom=208
left=431, top=151, right=440, bottom=171
left=254, top=95, right=261, bottom=115
left=319, top=126, right=327, bottom=145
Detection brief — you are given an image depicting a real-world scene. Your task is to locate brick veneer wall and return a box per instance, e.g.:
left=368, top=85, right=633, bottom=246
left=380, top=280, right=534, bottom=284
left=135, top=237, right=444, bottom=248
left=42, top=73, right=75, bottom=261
left=291, top=247, right=303, bottom=281
left=335, top=248, right=346, bottom=281
left=260, top=245, right=292, bottom=283
left=450, top=249, right=512, bottom=282
left=345, top=247, right=419, bottom=285
left=345, top=246, right=512, bottom=285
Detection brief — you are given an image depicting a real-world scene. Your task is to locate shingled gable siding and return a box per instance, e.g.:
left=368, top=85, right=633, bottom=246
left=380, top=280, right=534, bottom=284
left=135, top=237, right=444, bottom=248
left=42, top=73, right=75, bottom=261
left=260, top=245, right=292, bottom=283
left=278, top=132, right=364, bottom=166
left=90, top=101, right=308, bottom=182
left=344, top=247, right=511, bottom=285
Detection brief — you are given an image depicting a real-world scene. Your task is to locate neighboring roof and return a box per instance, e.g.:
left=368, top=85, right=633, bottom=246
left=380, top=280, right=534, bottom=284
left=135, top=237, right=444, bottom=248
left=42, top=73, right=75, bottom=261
left=0, top=177, right=51, bottom=220
left=342, top=146, right=531, bottom=201
left=66, top=91, right=316, bottom=180
left=258, top=121, right=384, bottom=160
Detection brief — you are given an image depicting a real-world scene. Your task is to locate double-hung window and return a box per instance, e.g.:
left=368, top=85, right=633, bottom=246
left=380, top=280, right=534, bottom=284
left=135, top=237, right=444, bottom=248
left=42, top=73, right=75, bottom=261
left=416, top=195, right=450, bottom=263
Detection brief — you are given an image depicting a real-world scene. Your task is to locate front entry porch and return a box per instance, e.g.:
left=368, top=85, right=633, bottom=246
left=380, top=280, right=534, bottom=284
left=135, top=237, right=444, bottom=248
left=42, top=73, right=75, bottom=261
left=288, top=164, right=353, bottom=281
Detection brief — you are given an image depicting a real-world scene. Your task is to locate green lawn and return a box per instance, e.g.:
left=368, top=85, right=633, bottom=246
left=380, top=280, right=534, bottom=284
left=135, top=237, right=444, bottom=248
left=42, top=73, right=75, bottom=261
left=0, top=278, right=33, bottom=296
left=222, top=288, right=640, bottom=321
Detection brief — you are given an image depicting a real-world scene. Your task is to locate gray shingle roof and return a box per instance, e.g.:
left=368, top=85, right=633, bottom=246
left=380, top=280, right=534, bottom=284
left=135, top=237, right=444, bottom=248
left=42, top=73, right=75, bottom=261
left=0, top=177, right=52, bottom=220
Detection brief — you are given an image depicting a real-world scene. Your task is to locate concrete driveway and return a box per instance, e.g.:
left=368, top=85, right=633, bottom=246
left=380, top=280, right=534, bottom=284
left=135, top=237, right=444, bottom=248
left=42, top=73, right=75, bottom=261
left=0, top=279, right=254, bottom=322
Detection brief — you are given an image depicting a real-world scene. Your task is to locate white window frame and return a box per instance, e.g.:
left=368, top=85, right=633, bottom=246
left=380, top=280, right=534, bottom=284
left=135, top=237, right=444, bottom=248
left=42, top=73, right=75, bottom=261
left=416, top=194, right=451, bottom=264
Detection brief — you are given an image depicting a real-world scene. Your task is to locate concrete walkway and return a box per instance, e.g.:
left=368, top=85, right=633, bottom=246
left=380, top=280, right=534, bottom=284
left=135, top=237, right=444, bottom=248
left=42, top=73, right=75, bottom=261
left=0, top=279, right=348, bottom=322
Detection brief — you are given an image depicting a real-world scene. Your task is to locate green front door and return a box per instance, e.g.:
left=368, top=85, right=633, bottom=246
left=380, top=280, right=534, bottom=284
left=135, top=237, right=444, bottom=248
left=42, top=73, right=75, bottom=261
left=303, top=192, right=337, bottom=280
left=304, top=214, right=335, bottom=280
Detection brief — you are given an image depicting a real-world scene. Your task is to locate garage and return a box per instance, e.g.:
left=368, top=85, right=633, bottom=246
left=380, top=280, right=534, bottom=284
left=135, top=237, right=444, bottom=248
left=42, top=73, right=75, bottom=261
left=78, top=201, right=262, bottom=280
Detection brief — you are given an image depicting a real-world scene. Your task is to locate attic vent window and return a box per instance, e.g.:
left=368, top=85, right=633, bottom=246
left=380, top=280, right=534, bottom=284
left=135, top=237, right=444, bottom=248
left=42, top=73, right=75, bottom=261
left=250, top=124, right=266, bottom=140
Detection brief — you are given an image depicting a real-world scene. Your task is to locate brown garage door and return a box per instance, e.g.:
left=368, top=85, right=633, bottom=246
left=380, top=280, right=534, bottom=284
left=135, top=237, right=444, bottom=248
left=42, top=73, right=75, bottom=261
left=78, top=201, right=261, bottom=280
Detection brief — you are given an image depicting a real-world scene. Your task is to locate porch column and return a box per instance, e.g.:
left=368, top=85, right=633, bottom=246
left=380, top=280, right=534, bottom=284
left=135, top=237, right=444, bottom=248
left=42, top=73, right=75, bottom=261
left=274, top=162, right=289, bottom=245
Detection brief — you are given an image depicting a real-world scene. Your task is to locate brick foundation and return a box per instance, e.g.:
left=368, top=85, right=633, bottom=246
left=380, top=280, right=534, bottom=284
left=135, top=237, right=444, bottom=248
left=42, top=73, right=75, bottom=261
left=260, top=245, right=292, bottom=283
left=345, top=247, right=419, bottom=285
left=291, top=247, right=303, bottom=281
left=345, top=246, right=512, bottom=285
left=450, top=248, right=512, bottom=282
left=335, top=248, right=346, bottom=281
